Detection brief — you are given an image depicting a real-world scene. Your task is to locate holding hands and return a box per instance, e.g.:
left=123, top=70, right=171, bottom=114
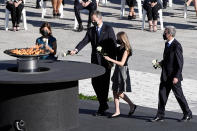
left=70, top=50, right=77, bottom=55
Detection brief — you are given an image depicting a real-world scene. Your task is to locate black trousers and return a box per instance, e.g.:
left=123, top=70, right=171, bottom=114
left=91, top=67, right=111, bottom=112
left=74, top=2, right=97, bottom=25
left=143, top=3, right=161, bottom=21
left=6, top=3, right=24, bottom=26
left=163, top=0, right=168, bottom=7
left=126, top=0, right=136, bottom=7
left=157, top=80, right=192, bottom=117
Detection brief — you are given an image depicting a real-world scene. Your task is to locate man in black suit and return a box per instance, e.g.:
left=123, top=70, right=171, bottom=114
left=70, top=10, right=117, bottom=116
left=74, top=0, right=97, bottom=32
left=151, top=26, right=192, bottom=122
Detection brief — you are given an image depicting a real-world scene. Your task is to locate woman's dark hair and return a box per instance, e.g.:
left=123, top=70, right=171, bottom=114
left=39, top=22, right=52, bottom=35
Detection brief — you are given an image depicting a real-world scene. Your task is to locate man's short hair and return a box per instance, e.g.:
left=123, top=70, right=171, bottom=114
left=165, top=26, right=176, bottom=37
left=91, top=10, right=102, bottom=19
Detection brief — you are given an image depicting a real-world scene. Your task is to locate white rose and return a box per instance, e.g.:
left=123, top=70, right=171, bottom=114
left=42, top=38, right=48, bottom=45
left=97, top=46, right=102, bottom=52
left=152, top=59, right=157, bottom=65
left=43, top=38, right=47, bottom=42
left=152, top=59, right=161, bottom=69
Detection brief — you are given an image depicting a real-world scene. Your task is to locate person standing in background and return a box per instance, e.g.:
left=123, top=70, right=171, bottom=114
left=74, top=0, right=97, bottom=32
left=126, top=0, right=137, bottom=20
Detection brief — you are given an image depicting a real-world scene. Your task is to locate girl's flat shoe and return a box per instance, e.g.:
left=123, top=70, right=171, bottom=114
left=108, top=114, right=120, bottom=118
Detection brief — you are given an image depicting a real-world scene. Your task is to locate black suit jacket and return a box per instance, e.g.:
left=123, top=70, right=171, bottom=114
left=75, top=23, right=117, bottom=68
left=160, top=39, right=183, bottom=82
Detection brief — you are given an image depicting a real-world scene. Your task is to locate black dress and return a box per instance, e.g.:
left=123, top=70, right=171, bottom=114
left=111, top=46, right=132, bottom=92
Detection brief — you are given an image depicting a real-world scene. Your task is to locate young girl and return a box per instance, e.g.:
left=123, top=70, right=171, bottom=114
left=104, top=32, right=136, bottom=118
left=36, top=22, right=57, bottom=60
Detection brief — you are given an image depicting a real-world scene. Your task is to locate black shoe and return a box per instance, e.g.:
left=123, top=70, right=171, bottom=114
left=179, top=115, right=192, bottom=122
left=128, top=105, right=137, bottom=116
left=108, top=114, right=120, bottom=118
left=150, top=116, right=164, bottom=122
left=93, top=111, right=106, bottom=116
left=53, top=10, right=58, bottom=18
left=77, top=24, right=83, bottom=32
left=53, top=13, right=57, bottom=18
left=128, top=15, right=132, bottom=20
left=57, top=13, right=61, bottom=18
left=163, top=3, right=167, bottom=9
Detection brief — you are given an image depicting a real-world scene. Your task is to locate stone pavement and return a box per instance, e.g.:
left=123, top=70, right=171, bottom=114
left=0, top=0, right=197, bottom=116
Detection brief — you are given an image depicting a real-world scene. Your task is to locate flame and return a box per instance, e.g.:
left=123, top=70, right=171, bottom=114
left=10, top=45, right=46, bottom=55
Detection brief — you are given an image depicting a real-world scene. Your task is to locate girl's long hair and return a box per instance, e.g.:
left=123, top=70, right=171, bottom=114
left=117, top=32, right=132, bottom=56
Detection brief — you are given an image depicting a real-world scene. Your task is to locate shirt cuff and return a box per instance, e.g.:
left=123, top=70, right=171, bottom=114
left=74, top=48, right=78, bottom=53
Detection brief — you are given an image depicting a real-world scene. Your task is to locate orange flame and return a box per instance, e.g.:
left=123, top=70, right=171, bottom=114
left=10, top=45, right=46, bottom=55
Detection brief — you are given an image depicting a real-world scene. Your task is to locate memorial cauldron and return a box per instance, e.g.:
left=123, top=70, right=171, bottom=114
left=4, top=47, right=50, bottom=72
left=0, top=49, right=105, bottom=131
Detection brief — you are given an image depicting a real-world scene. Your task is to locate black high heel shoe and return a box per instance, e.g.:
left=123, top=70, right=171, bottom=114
left=128, top=15, right=132, bottom=20
left=53, top=10, right=57, bottom=18
left=128, top=105, right=137, bottom=116
left=57, top=12, right=61, bottom=18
